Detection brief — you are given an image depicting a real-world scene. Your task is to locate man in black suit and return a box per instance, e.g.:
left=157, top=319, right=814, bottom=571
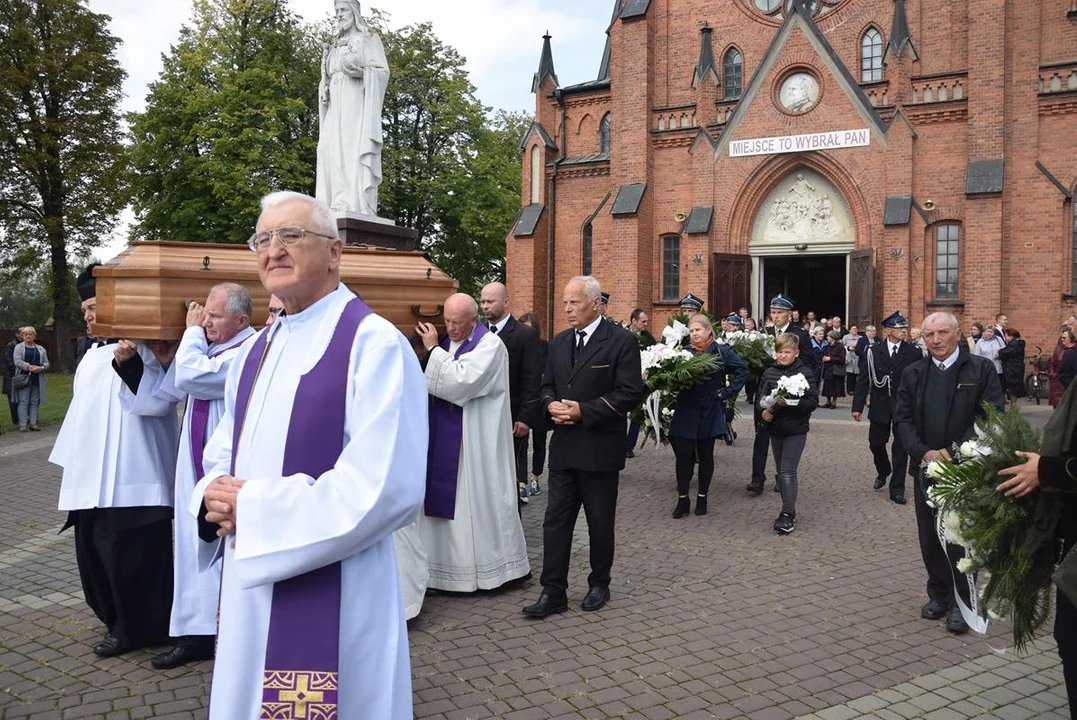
left=851, top=311, right=923, bottom=504
left=894, top=312, right=1004, bottom=635
left=625, top=308, right=656, bottom=457
left=747, top=295, right=816, bottom=494
left=523, top=276, right=642, bottom=618
left=480, top=282, right=544, bottom=505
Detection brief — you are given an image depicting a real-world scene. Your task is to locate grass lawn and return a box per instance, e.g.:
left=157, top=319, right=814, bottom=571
left=1, top=373, right=74, bottom=434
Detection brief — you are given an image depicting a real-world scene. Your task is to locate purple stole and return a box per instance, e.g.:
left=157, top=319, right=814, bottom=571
left=188, top=332, right=253, bottom=482
left=424, top=323, right=489, bottom=519
left=226, top=298, right=371, bottom=720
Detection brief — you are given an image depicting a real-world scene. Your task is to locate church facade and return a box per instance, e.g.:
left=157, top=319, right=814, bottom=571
left=506, top=0, right=1077, bottom=347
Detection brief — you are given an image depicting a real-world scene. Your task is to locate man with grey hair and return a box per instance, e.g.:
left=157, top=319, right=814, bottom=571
left=197, top=191, right=425, bottom=717
left=120, top=282, right=257, bottom=668
left=523, top=276, right=642, bottom=618
left=411, top=291, right=530, bottom=594
left=894, top=312, right=1004, bottom=635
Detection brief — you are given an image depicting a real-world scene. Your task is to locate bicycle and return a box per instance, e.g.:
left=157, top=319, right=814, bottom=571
left=1025, top=346, right=1049, bottom=404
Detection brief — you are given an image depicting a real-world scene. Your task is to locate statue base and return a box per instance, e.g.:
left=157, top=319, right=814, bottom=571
left=336, top=212, right=419, bottom=251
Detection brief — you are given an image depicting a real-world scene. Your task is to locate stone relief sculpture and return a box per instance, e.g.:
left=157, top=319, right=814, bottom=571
left=316, top=0, right=390, bottom=217
left=755, top=170, right=849, bottom=244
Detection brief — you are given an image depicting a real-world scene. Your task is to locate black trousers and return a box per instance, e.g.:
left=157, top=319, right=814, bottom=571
left=670, top=435, right=716, bottom=496
left=868, top=420, right=908, bottom=496
left=71, top=507, right=174, bottom=648
left=745, top=377, right=759, bottom=404
left=540, top=468, right=619, bottom=598
left=912, top=471, right=970, bottom=606
left=751, top=419, right=772, bottom=484
left=530, top=428, right=548, bottom=476
left=1057, top=537, right=1077, bottom=720
left=514, top=434, right=528, bottom=485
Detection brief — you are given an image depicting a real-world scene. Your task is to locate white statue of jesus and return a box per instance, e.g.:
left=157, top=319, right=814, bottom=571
left=316, top=0, right=389, bottom=217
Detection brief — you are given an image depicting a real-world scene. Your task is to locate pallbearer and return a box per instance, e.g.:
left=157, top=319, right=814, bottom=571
left=196, top=191, right=426, bottom=718
left=50, top=265, right=178, bottom=658
left=414, top=293, right=531, bottom=591
left=120, top=284, right=256, bottom=668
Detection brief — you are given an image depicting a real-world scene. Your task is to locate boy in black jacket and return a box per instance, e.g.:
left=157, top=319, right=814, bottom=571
left=757, top=333, right=819, bottom=534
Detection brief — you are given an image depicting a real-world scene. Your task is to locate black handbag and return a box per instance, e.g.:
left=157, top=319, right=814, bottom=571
left=11, top=372, right=29, bottom=390
left=1056, top=544, right=1077, bottom=607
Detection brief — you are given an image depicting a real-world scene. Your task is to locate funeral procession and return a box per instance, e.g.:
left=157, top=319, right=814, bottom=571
left=2, top=0, right=1077, bottom=718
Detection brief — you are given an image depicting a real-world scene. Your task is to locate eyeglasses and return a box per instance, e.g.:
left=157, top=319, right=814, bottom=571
left=248, top=226, right=336, bottom=253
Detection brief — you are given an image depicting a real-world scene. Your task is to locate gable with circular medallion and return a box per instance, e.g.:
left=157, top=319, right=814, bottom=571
left=779, top=73, right=820, bottom=114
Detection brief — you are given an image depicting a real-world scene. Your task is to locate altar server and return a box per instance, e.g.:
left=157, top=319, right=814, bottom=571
left=122, top=283, right=256, bottom=669
left=415, top=293, right=530, bottom=591
left=196, top=191, right=426, bottom=719
left=50, top=265, right=179, bottom=658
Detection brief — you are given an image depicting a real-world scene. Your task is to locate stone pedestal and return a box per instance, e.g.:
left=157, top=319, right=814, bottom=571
left=337, top=213, right=420, bottom=251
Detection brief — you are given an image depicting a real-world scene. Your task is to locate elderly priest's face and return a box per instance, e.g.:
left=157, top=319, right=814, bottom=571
left=256, top=200, right=342, bottom=313
left=203, top=289, right=249, bottom=344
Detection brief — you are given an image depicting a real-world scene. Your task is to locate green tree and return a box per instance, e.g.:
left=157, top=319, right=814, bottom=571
left=376, top=18, right=528, bottom=295
left=127, top=0, right=323, bottom=245
left=0, top=0, right=128, bottom=371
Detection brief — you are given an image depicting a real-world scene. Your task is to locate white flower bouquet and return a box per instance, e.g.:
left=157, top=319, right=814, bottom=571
left=630, top=340, right=720, bottom=446
left=720, top=330, right=775, bottom=375
left=760, top=373, right=810, bottom=409
left=925, top=404, right=1051, bottom=650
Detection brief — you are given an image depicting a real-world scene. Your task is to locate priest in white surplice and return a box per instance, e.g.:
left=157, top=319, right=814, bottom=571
left=195, top=191, right=426, bottom=720
left=414, top=293, right=530, bottom=591
left=50, top=265, right=178, bottom=658
left=119, top=283, right=256, bottom=669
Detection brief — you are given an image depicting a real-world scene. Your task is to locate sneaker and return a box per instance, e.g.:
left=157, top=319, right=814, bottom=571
left=773, top=512, right=795, bottom=534
left=518, top=486, right=530, bottom=504
left=528, top=477, right=541, bottom=496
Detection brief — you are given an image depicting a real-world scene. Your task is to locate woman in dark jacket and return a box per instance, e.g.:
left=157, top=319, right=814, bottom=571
left=756, top=333, right=819, bottom=534
left=1050, top=326, right=1075, bottom=407
left=997, top=329, right=1027, bottom=408
left=820, top=329, right=846, bottom=409
left=518, top=313, right=548, bottom=496
left=998, top=416, right=1077, bottom=717
left=669, top=315, right=748, bottom=518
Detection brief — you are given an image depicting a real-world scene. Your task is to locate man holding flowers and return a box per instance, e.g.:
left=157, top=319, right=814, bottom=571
left=893, top=312, right=1004, bottom=635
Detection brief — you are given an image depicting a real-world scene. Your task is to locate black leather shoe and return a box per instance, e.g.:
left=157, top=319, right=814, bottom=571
left=693, top=496, right=707, bottom=516
left=626, top=450, right=635, bottom=458
left=672, top=496, right=691, bottom=519
left=891, top=494, right=907, bottom=505
left=151, top=641, right=214, bottom=669
left=746, top=482, right=764, bottom=495
left=93, top=633, right=133, bottom=658
left=523, top=592, right=568, bottom=618
left=945, top=606, right=969, bottom=634
left=873, top=476, right=887, bottom=490
left=581, top=585, right=610, bottom=612
left=920, top=599, right=949, bottom=620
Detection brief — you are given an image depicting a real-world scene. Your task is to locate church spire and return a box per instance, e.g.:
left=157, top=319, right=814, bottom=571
left=532, top=33, right=559, bottom=93
left=691, top=23, right=719, bottom=88
left=597, top=0, right=622, bottom=81
left=887, top=0, right=919, bottom=60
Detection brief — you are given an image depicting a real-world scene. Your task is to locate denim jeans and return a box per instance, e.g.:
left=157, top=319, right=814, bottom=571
left=16, top=384, right=40, bottom=427
left=770, top=433, right=807, bottom=515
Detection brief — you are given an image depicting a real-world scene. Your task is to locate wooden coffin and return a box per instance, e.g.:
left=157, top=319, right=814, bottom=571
left=91, top=241, right=457, bottom=341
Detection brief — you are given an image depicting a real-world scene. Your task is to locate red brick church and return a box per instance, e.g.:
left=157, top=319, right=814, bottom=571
left=506, top=0, right=1077, bottom=346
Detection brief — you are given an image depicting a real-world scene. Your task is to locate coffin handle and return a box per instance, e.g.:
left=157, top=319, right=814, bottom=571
left=412, top=304, right=443, bottom=318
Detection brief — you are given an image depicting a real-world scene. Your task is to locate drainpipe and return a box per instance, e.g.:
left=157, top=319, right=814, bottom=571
left=546, top=91, right=567, bottom=338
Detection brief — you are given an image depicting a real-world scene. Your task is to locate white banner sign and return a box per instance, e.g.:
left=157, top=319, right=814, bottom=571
left=729, top=128, right=870, bottom=158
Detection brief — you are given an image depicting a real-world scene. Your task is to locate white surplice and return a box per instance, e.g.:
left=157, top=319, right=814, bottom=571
left=420, top=331, right=530, bottom=591
left=126, top=325, right=256, bottom=637
left=191, top=285, right=426, bottom=720
left=52, top=342, right=178, bottom=511
left=392, top=521, right=427, bottom=620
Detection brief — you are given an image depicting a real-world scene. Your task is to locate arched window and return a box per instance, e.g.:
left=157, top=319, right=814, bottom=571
left=530, top=145, right=541, bottom=204
left=861, top=28, right=883, bottom=83
left=934, top=223, right=960, bottom=299
left=583, top=223, right=593, bottom=275
left=662, top=235, right=680, bottom=301
left=599, top=113, right=611, bottom=155
left=723, top=49, right=743, bottom=99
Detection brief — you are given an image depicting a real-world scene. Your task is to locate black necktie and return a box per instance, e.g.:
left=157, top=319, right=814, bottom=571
left=891, top=344, right=897, bottom=357
left=573, top=329, right=586, bottom=364
left=489, top=323, right=497, bottom=333
left=938, top=361, right=946, bottom=371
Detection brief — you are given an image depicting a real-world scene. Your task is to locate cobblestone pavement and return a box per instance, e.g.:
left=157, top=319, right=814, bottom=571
left=0, top=402, right=1069, bottom=719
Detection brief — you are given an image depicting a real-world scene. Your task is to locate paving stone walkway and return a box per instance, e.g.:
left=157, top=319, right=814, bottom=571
left=0, top=401, right=1069, bottom=719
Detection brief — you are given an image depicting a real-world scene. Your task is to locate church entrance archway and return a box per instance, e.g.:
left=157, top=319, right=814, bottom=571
left=745, top=167, right=861, bottom=324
